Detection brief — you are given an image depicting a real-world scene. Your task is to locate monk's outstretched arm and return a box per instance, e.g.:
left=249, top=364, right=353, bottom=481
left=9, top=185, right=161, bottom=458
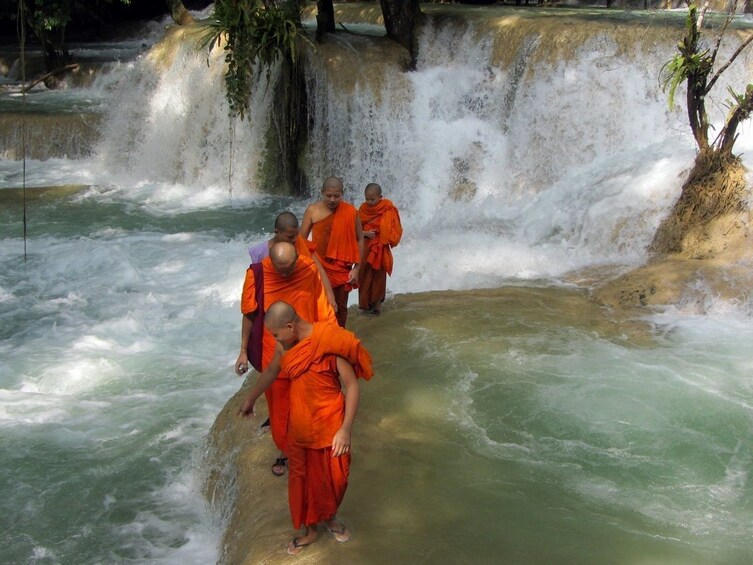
left=311, top=253, right=338, bottom=312
left=349, top=215, right=365, bottom=286
left=238, top=347, right=282, bottom=418
left=332, top=356, right=360, bottom=457
left=234, top=313, right=255, bottom=376
left=300, top=205, right=314, bottom=240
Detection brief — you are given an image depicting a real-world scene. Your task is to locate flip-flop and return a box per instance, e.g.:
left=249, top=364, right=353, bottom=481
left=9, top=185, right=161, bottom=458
left=325, top=524, right=351, bottom=543
left=271, top=457, right=287, bottom=477
left=286, top=536, right=313, bottom=555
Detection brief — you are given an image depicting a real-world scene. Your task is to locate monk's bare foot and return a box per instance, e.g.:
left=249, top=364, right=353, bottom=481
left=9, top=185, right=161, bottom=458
left=286, top=531, right=318, bottom=555
left=324, top=520, right=351, bottom=543
left=271, top=456, right=287, bottom=477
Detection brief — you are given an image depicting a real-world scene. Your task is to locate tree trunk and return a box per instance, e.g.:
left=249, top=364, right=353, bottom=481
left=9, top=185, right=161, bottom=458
left=166, top=0, right=195, bottom=26
left=316, top=0, right=336, bottom=42
left=379, top=0, right=423, bottom=68
left=34, top=28, right=70, bottom=88
left=260, top=52, right=309, bottom=195
left=650, top=150, right=748, bottom=254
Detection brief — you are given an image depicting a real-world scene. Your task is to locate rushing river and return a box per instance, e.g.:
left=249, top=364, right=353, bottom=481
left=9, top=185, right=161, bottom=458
left=2, top=5, right=753, bottom=564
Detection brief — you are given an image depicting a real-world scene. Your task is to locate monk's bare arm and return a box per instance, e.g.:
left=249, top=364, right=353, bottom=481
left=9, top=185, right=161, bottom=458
left=349, top=214, right=365, bottom=285
left=311, top=253, right=338, bottom=311
left=238, top=346, right=282, bottom=418
left=300, top=205, right=315, bottom=239
left=332, top=356, right=360, bottom=457
left=234, top=313, right=255, bottom=376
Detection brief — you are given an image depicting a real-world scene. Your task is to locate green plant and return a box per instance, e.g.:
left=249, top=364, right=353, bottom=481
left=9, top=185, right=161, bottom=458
left=660, top=4, right=753, bottom=154
left=199, top=0, right=304, bottom=120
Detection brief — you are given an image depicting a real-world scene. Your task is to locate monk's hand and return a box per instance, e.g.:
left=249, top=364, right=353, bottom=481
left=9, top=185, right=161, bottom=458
left=364, top=229, right=376, bottom=239
left=235, top=351, right=249, bottom=376
left=331, top=427, right=351, bottom=457
left=347, top=265, right=359, bottom=286
left=238, top=396, right=255, bottom=418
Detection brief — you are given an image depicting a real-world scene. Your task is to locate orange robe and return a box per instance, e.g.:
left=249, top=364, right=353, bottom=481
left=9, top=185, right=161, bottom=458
left=311, top=202, right=360, bottom=326
left=294, top=234, right=318, bottom=259
left=357, top=199, right=402, bottom=310
left=279, top=322, right=373, bottom=528
left=249, top=234, right=315, bottom=263
left=240, top=255, right=336, bottom=452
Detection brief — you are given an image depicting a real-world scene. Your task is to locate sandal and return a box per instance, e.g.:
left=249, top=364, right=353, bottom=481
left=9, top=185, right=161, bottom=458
left=286, top=536, right=314, bottom=555
left=271, top=457, right=288, bottom=477
left=325, top=523, right=351, bottom=543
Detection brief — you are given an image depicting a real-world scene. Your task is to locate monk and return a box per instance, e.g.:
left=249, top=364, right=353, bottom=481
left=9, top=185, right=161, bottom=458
left=239, top=300, right=373, bottom=555
left=248, top=211, right=300, bottom=262
left=234, top=242, right=337, bottom=476
left=247, top=211, right=336, bottom=310
left=301, top=176, right=364, bottom=327
left=357, top=183, right=403, bottom=315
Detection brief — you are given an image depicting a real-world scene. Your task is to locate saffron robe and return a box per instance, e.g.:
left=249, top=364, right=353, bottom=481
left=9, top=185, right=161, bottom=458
left=280, top=322, right=373, bottom=528
left=240, top=255, right=336, bottom=452
left=357, top=199, right=402, bottom=310
left=248, top=234, right=315, bottom=263
left=311, top=202, right=360, bottom=289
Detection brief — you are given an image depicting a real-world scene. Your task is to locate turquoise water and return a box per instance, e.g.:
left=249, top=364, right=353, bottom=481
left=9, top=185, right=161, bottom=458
left=323, top=291, right=753, bottom=565
left=0, top=190, right=291, bottom=563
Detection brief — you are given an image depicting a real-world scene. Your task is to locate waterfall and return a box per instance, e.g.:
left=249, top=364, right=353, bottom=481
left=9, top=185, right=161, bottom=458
left=300, top=13, right=753, bottom=290
left=15, top=8, right=753, bottom=288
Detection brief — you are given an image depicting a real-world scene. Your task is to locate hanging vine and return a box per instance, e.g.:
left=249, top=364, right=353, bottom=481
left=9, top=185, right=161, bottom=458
left=199, top=0, right=304, bottom=120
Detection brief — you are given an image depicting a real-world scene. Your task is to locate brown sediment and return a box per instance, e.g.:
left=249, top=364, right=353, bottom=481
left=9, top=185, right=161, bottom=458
left=0, top=114, right=102, bottom=160
left=306, top=35, right=412, bottom=100
left=0, top=184, right=89, bottom=202
left=146, top=24, right=214, bottom=73
left=205, top=286, right=663, bottom=564
left=305, top=4, right=753, bottom=71
left=205, top=377, right=357, bottom=564
left=591, top=211, right=753, bottom=310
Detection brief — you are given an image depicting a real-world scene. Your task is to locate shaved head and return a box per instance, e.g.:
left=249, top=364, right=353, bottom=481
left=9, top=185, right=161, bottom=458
left=274, top=211, right=299, bottom=231
left=265, top=301, right=297, bottom=330
left=269, top=241, right=298, bottom=277
left=273, top=212, right=299, bottom=244
left=364, top=183, right=382, bottom=197
left=322, top=176, right=344, bottom=193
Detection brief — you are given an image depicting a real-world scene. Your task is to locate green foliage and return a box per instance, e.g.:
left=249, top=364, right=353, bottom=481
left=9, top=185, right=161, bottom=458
left=660, top=6, right=712, bottom=111
left=29, top=1, right=71, bottom=33
left=199, top=0, right=304, bottom=120
left=12, top=0, right=131, bottom=58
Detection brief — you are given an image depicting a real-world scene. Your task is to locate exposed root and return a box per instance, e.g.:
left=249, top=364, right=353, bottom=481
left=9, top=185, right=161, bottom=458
left=651, top=150, right=748, bottom=256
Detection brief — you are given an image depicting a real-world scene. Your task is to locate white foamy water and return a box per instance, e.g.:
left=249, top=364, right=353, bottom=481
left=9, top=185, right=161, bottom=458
left=0, top=201, right=266, bottom=562
left=301, top=16, right=753, bottom=294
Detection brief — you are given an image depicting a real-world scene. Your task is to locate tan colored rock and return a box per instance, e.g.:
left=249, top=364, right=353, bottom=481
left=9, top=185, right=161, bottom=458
left=592, top=211, right=753, bottom=310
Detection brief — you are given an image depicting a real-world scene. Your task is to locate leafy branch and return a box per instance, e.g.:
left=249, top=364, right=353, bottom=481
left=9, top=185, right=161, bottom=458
left=198, top=0, right=305, bottom=120
left=660, top=3, right=753, bottom=156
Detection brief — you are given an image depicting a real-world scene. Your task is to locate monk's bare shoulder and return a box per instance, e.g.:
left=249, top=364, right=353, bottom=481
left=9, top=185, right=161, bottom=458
left=309, top=201, right=335, bottom=223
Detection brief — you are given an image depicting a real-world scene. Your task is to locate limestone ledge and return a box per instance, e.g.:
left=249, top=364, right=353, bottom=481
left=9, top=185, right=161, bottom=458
left=590, top=212, right=753, bottom=312
left=204, top=379, right=339, bottom=564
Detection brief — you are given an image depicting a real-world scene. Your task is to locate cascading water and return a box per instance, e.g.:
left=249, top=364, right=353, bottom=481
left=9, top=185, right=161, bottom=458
left=2, top=6, right=753, bottom=564
left=304, top=13, right=753, bottom=291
